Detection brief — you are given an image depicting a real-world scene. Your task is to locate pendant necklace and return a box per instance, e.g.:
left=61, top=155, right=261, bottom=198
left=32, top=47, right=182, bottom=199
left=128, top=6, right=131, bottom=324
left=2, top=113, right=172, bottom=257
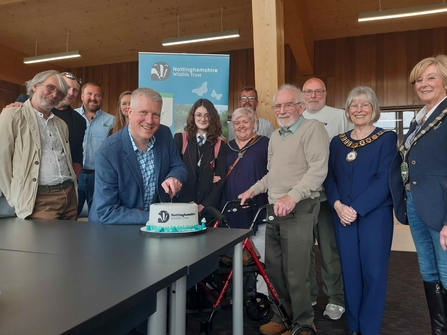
left=339, top=129, right=386, bottom=162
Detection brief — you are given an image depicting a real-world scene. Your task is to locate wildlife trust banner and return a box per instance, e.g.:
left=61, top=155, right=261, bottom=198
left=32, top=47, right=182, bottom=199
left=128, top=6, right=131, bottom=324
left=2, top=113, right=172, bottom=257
left=139, top=52, right=230, bottom=137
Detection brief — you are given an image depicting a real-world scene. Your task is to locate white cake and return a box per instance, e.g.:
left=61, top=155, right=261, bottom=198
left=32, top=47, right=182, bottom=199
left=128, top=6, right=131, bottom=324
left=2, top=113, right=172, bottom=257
left=145, top=203, right=204, bottom=232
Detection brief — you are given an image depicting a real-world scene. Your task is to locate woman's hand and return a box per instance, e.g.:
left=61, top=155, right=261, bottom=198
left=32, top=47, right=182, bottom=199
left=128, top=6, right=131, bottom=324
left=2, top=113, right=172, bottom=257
left=334, top=200, right=357, bottom=227
left=440, top=226, right=447, bottom=251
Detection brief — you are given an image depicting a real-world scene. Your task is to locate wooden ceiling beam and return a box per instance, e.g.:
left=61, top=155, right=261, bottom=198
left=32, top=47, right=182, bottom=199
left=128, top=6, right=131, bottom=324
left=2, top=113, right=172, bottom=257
left=0, top=43, right=63, bottom=85
left=284, top=0, right=314, bottom=75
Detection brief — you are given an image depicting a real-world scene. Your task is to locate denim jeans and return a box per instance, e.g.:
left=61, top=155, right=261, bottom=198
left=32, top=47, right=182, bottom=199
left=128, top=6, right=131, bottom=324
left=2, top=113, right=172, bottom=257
left=77, top=172, right=95, bottom=215
left=406, top=191, right=447, bottom=287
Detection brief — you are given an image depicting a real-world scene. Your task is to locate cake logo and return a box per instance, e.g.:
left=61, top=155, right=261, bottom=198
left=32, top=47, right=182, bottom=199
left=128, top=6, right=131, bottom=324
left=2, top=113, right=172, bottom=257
left=158, top=210, right=170, bottom=223
left=151, top=62, right=171, bottom=81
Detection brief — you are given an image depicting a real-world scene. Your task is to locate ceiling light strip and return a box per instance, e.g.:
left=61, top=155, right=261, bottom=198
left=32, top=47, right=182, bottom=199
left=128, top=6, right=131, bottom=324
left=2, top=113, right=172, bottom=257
left=358, top=2, right=447, bottom=22
left=24, top=50, right=81, bottom=64
left=162, top=30, right=240, bottom=46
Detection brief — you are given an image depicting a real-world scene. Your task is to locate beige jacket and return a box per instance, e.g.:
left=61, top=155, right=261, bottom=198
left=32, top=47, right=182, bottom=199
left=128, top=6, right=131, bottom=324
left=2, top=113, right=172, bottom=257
left=0, top=100, right=77, bottom=218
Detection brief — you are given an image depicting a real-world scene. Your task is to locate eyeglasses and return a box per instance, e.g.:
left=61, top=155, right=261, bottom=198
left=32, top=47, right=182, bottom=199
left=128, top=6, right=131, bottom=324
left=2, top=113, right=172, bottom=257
left=272, top=102, right=302, bottom=111
left=349, top=103, right=372, bottom=109
left=40, top=83, right=65, bottom=98
left=61, top=72, right=83, bottom=85
left=195, top=113, right=210, bottom=120
left=303, top=89, right=326, bottom=96
left=239, top=96, right=257, bottom=102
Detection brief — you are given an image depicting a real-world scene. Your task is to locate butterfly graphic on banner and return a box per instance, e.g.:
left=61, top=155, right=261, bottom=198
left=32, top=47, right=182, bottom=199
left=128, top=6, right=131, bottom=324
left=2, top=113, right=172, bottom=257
left=192, top=82, right=208, bottom=96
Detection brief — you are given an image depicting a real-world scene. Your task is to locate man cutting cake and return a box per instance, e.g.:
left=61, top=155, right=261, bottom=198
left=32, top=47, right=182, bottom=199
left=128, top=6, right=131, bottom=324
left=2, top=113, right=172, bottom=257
left=89, top=88, right=188, bottom=224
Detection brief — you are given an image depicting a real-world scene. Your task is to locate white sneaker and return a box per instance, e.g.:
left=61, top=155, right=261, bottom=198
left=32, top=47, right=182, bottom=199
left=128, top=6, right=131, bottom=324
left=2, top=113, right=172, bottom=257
left=323, top=303, right=345, bottom=320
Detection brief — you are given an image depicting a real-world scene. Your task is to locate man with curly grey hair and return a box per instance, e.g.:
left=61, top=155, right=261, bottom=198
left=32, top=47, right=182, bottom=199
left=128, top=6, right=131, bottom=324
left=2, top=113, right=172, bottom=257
left=0, top=70, right=78, bottom=220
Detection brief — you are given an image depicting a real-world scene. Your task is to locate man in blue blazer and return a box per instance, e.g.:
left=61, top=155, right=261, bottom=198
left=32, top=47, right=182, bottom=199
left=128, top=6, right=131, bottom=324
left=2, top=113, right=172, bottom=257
left=89, top=88, right=188, bottom=224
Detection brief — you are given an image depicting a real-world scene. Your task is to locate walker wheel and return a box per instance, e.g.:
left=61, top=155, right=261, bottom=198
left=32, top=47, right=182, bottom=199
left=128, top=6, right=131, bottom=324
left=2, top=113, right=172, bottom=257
left=291, top=324, right=317, bottom=335
left=245, top=293, right=270, bottom=321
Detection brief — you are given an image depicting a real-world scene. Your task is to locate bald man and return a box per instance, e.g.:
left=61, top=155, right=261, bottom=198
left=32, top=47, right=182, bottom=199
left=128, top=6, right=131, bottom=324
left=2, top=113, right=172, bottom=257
left=302, top=77, right=352, bottom=321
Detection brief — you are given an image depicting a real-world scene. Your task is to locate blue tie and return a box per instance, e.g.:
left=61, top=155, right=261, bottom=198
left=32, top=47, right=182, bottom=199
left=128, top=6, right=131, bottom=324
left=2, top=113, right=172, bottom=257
left=198, top=135, right=204, bottom=146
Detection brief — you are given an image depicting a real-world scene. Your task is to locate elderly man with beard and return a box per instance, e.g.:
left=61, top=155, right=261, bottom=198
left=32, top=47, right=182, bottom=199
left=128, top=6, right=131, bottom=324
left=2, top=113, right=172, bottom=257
left=75, top=82, right=114, bottom=215
left=0, top=70, right=78, bottom=220
left=239, top=84, right=329, bottom=335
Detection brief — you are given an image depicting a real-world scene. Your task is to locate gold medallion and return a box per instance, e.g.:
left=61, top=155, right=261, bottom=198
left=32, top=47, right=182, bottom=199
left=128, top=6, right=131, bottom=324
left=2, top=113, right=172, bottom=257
left=346, top=150, right=357, bottom=162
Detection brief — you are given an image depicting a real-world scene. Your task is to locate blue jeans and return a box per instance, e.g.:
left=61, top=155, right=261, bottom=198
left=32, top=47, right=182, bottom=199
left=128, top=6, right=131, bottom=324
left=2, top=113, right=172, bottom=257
left=406, top=191, right=447, bottom=287
left=77, top=172, right=95, bottom=215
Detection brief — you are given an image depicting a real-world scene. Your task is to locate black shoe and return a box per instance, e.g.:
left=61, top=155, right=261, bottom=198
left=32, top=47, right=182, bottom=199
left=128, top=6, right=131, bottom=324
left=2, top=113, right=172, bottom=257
left=197, top=284, right=213, bottom=312
left=424, top=281, right=447, bottom=334
left=186, top=287, right=199, bottom=314
left=346, top=331, right=361, bottom=335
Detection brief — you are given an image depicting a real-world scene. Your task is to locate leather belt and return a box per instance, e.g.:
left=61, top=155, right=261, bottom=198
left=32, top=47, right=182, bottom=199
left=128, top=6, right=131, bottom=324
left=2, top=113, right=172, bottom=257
left=81, top=169, right=95, bottom=174
left=37, top=180, right=73, bottom=193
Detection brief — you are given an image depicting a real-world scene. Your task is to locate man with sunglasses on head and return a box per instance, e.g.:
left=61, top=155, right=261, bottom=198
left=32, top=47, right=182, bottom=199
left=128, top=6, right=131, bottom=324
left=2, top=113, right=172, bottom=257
left=0, top=70, right=78, bottom=220
left=227, top=86, right=275, bottom=141
left=302, top=77, right=352, bottom=322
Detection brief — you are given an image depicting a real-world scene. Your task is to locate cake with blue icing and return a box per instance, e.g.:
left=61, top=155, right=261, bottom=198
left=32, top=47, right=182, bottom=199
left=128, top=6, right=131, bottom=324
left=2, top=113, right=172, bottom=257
left=144, top=203, right=205, bottom=233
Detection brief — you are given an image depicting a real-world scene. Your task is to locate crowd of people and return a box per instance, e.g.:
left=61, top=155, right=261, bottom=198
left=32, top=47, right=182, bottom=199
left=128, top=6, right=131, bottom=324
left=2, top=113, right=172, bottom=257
left=1, top=53, right=447, bottom=335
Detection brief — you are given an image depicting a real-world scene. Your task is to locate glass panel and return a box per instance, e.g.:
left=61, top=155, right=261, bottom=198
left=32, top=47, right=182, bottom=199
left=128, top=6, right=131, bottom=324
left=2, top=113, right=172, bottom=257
left=403, top=111, right=416, bottom=128
left=374, top=111, right=397, bottom=129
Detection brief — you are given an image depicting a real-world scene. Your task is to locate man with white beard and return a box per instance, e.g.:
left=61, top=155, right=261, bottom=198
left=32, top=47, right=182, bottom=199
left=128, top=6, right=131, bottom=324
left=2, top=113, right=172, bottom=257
left=239, top=84, right=329, bottom=335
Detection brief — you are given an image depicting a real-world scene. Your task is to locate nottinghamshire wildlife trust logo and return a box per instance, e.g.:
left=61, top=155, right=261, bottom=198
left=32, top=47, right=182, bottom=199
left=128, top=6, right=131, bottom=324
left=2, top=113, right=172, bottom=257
left=151, top=62, right=171, bottom=81
left=158, top=210, right=170, bottom=223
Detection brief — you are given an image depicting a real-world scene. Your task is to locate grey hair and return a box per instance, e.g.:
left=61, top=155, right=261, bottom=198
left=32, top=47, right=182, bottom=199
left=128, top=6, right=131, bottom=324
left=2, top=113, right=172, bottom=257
left=232, top=107, right=256, bottom=123
left=344, top=86, right=380, bottom=124
left=273, top=84, right=304, bottom=103
left=26, top=70, right=68, bottom=98
left=131, top=88, right=163, bottom=107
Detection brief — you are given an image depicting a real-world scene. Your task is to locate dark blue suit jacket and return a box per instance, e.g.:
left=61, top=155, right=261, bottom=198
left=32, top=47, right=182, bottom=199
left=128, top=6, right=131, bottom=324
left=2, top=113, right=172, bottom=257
left=390, top=97, right=447, bottom=231
left=89, top=124, right=188, bottom=224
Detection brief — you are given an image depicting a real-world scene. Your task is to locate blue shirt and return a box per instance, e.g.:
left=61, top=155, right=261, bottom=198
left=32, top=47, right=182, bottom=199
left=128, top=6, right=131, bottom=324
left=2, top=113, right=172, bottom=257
left=75, top=107, right=115, bottom=169
left=129, top=128, right=156, bottom=210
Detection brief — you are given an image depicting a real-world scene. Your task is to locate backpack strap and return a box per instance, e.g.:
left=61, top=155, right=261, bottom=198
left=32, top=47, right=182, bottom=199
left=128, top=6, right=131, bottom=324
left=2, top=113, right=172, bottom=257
left=213, top=137, right=222, bottom=159
left=181, top=132, right=188, bottom=155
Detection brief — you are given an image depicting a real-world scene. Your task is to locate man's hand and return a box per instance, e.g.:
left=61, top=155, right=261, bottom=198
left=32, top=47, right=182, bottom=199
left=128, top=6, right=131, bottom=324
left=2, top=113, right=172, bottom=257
left=273, top=195, right=296, bottom=217
left=440, top=225, right=447, bottom=251
left=161, top=177, right=182, bottom=197
left=238, top=188, right=255, bottom=206
left=5, top=102, right=23, bottom=108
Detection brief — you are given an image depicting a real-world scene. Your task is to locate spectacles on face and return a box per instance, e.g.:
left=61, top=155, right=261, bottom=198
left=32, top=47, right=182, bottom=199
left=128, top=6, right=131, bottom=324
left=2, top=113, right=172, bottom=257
left=303, top=89, right=326, bottom=97
left=349, top=103, right=372, bottom=110
left=40, top=83, right=65, bottom=99
left=195, top=113, right=210, bottom=120
left=61, top=72, right=83, bottom=85
left=272, top=102, right=302, bottom=112
left=239, top=96, right=257, bottom=102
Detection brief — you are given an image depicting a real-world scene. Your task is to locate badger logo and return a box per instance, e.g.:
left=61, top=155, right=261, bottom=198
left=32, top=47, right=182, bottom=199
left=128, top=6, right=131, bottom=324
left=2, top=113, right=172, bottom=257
left=158, top=210, right=170, bottom=223
left=151, top=62, right=171, bottom=81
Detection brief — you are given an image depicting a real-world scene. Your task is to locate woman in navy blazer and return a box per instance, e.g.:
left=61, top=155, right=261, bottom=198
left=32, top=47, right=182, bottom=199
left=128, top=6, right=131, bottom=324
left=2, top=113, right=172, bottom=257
left=173, top=99, right=226, bottom=216
left=390, top=55, right=447, bottom=335
left=325, top=87, right=396, bottom=335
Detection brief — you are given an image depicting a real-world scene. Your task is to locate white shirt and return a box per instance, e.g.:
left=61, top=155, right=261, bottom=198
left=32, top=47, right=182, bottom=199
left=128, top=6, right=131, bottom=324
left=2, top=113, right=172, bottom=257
left=35, top=110, right=72, bottom=185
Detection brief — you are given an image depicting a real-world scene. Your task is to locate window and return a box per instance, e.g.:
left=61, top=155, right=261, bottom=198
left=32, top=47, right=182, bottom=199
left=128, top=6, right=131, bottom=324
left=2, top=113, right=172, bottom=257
left=373, top=106, right=422, bottom=144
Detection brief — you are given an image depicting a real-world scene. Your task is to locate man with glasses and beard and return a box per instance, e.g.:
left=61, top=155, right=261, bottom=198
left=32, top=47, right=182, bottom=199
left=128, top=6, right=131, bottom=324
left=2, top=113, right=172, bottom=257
left=239, top=84, right=329, bottom=335
left=302, top=77, right=352, bottom=321
left=0, top=70, right=78, bottom=220
left=10, top=72, right=86, bottom=178
left=75, top=82, right=114, bottom=215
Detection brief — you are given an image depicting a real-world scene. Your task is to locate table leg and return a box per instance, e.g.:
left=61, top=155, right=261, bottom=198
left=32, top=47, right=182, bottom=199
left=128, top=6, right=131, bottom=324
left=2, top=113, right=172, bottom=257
left=233, top=241, right=243, bottom=334
left=147, top=287, right=167, bottom=335
left=169, top=276, right=187, bottom=335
